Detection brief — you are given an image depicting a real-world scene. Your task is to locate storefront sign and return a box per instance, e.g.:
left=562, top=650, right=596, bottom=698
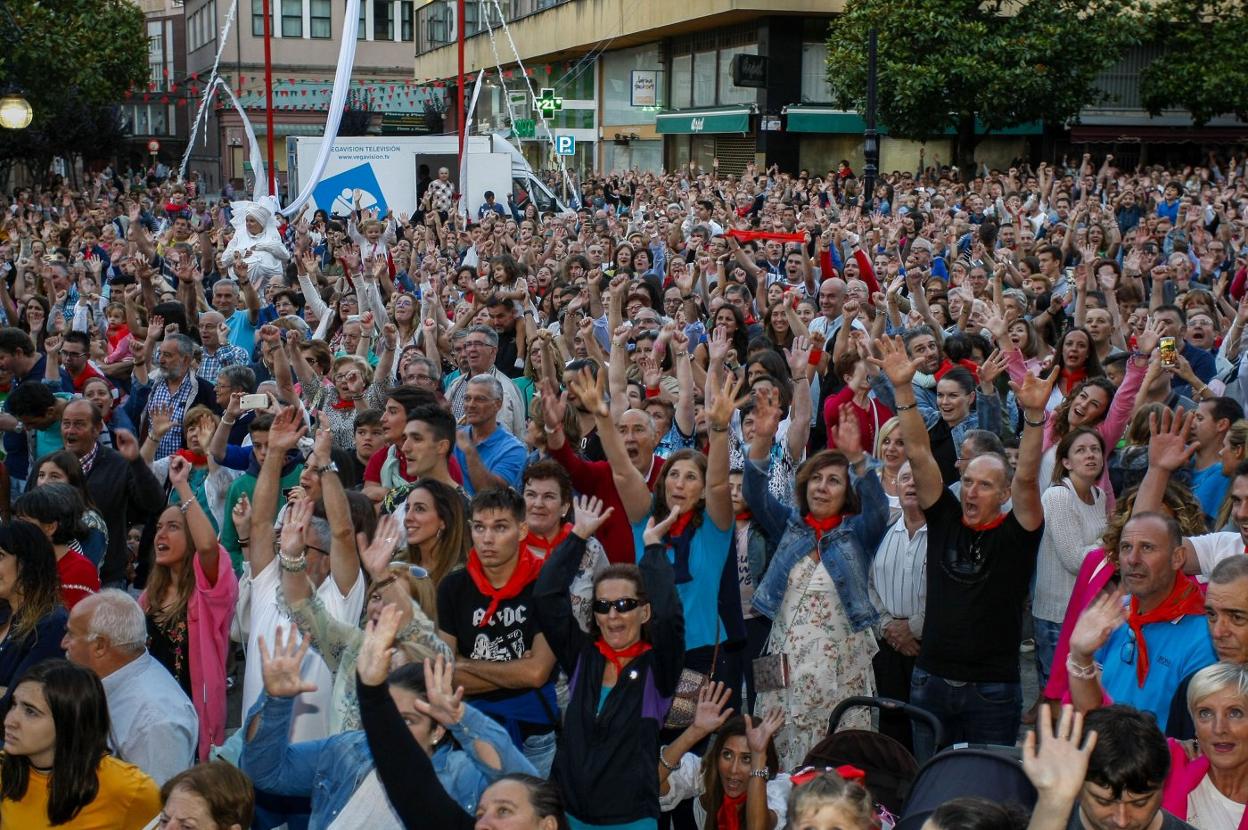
left=630, top=70, right=658, bottom=107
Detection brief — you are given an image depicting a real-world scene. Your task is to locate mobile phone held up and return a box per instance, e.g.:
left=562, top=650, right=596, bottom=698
left=240, top=393, right=268, bottom=411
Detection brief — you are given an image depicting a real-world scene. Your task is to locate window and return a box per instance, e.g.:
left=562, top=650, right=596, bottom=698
left=800, top=43, right=833, bottom=103
left=251, top=0, right=267, bottom=36
left=281, top=0, right=302, bottom=36
left=718, top=45, right=757, bottom=105
left=310, top=0, right=331, bottom=37
left=670, top=54, right=691, bottom=109
left=601, top=45, right=662, bottom=126
left=692, top=50, right=716, bottom=108
left=400, top=0, right=413, bottom=41
left=358, top=1, right=367, bottom=39
left=374, top=0, right=393, bottom=40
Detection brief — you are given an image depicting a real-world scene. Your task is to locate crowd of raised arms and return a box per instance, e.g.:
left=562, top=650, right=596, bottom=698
left=0, top=151, right=1247, bottom=830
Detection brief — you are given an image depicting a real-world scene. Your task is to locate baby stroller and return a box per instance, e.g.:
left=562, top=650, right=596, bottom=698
left=800, top=696, right=943, bottom=817
left=895, top=744, right=1037, bottom=830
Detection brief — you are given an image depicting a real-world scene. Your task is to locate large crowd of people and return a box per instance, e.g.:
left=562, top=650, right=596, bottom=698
left=0, top=150, right=1244, bottom=828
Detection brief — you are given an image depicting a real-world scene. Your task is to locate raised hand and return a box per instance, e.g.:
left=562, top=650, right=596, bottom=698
left=978, top=348, right=1007, bottom=388
left=149, top=403, right=174, bottom=439
left=280, top=497, right=314, bottom=558
left=1135, top=316, right=1163, bottom=356
left=357, top=603, right=402, bottom=687
left=231, top=492, right=252, bottom=537
left=114, top=429, right=141, bottom=462
left=785, top=335, right=813, bottom=379
left=690, top=681, right=734, bottom=736
left=744, top=709, right=786, bottom=755
left=167, top=455, right=192, bottom=488
left=540, top=378, right=568, bottom=432
left=706, top=372, right=747, bottom=433
left=1009, top=369, right=1059, bottom=415
left=413, top=654, right=466, bottom=727
left=1069, top=588, right=1127, bottom=662
left=360, top=513, right=403, bottom=581
left=258, top=625, right=319, bottom=699
left=268, top=405, right=308, bottom=454
left=567, top=366, right=609, bottom=418
left=643, top=505, right=686, bottom=547
left=833, top=403, right=864, bottom=462
left=750, top=386, right=784, bottom=445
left=707, top=325, right=730, bottom=365
left=869, top=335, right=923, bottom=388
left=1148, top=407, right=1198, bottom=471
left=637, top=353, right=661, bottom=391
left=571, top=495, right=614, bottom=540
left=1023, top=704, right=1098, bottom=808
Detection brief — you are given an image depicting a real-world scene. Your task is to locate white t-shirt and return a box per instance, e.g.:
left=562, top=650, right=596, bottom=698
left=327, top=769, right=402, bottom=830
left=1188, top=531, right=1244, bottom=577
left=1187, top=774, right=1246, bottom=830
left=242, top=556, right=365, bottom=742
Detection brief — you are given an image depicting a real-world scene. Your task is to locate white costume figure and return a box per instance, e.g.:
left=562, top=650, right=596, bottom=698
left=224, top=196, right=289, bottom=294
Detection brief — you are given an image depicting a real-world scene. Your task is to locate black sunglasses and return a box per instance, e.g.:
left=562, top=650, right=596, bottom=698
left=592, top=597, right=643, bottom=615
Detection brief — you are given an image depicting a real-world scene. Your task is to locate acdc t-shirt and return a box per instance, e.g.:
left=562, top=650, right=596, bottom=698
left=917, top=487, right=1044, bottom=684
left=437, top=569, right=542, bottom=704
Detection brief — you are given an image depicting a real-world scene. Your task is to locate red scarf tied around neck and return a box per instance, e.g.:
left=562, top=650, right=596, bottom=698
left=465, top=548, right=544, bottom=628
left=1127, top=572, right=1206, bottom=688
left=716, top=792, right=748, bottom=830
left=594, top=639, right=652, bottom=675
left=804, top=513, right=844, bottom=541
left=523, top=523, right=571, bottom=559
left=1059, top=366, right=1088, bottom=396
left=174, top=449, right=209, bottom=467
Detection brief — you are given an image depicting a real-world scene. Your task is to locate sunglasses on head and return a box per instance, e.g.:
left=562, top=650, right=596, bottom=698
left=592, top=597, right=643, bottom=615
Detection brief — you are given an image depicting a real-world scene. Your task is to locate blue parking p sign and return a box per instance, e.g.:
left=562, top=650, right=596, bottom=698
left=555, top=135, right=576, bottom=156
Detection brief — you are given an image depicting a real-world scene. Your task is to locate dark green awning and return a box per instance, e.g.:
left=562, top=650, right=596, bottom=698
left=656, top=107, right=752, bottom=134
left=784, top=105, right=1042, bottom=136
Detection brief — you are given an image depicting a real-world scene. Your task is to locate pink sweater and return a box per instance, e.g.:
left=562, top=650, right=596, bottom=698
left=141, top=547, right=238, bottom=760
left=1044, top=549, right=1115, bottom=701
left=1004, top=349, right=1145, bottom=511
left=1162, top=739, right=1248, bottom=827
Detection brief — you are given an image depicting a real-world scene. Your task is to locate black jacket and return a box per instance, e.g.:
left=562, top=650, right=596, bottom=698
left=84, top=445, right=165, bottom=584
left=535, top=535, right=685, bottom=825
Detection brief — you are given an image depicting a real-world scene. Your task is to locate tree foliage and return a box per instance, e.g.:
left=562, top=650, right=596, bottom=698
left=825, top=0, right=1140, bottom=167
left=1138, top=0, right=1248, bottom=125
left=0, top=0, right=147, bottom=182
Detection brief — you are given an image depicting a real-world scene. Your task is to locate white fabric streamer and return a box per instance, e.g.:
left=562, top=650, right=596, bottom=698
left=179, top=0, right=239, bottom=182
left=458, top=69, right=487, bottom=220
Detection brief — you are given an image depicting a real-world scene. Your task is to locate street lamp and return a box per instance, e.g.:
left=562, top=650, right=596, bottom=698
left=0, top=92, right=31, bottom=130
left=862, top=28, right=879, bottom=211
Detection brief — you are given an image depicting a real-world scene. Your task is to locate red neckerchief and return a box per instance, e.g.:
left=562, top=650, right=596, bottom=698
left=735, top=510, right=752, bottom=523
left=804, top=513, right=844, bottom=541
left=666, top=511, right=694, bottom=539
left=174, top=449, right=208, bottom=467
left=106, top=323, right=130, bottom=350
left=331, top=397, right=357, bottom=411
left=962, top=512, right=1008, bottom=532
left=465, top=548, right=544, bottom=627
left=716, top=792, right=747, bottom=830
left=594, top=639, right=651, bottom=675
left=524, top=523, right=571, bottom=558
left=1128, top=573, right=1206, bottom=687
left=1059, top=367, right=1088, bottom=395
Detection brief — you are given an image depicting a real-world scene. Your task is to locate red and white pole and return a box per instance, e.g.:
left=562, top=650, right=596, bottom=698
left=456, top=0, right=466, bottom=164
left=260, top=0, right=277, bottom=195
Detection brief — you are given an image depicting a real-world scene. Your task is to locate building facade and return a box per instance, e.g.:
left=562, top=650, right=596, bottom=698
left=123, top=0, right=191, bottom=174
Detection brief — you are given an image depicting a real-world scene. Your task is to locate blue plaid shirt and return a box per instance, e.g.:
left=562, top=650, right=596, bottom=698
left=199, top=343, right=249, bottom=383
left=145, top=372, right=197, bottom=460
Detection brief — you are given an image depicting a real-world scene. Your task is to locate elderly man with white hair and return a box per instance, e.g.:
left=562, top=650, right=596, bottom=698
left=61, top=588, right=198, bottom=785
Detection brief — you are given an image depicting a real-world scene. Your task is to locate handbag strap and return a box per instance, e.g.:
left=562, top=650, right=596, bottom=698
left=760, top=553, right=819, bottom=659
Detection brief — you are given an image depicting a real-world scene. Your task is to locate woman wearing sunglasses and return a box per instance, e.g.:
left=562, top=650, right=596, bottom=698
left=533, top=494, right=686, bottom=830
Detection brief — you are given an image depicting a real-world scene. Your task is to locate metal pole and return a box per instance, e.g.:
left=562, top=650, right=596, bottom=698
left=261, top=0, right=276, bottom=195
left=457, top=0, right=466, bottom=165
left=862, top=27, right=878, bottom=212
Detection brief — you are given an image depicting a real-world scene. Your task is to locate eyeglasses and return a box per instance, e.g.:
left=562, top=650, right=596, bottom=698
left=463, top=340, right=493, bottom=349
left=592, top=597, right=643, bottom=615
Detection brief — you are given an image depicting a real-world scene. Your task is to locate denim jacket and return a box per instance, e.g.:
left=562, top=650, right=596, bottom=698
left=241, top=693, right=537, bottom=829
left=745, top=454, right=889, bottom=631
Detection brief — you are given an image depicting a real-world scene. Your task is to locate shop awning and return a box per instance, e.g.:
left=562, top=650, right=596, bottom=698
left=783, top=105, right=1042, bottom=136
left=656, top=107, right=752, bottom=135
left=252, top=123, right=325, bottom=137
left=1070, top=124, right=1248, bottom=144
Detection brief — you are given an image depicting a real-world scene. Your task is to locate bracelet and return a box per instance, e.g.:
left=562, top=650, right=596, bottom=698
left=221, top=416, right=237, bottom=426
left=1066, top=656, right=1101, bottom=680
left=237, top=537, right=250, bottom=545
left=1023, top=412, right=1047, bottom=429
left=278, top=552, right=308, bottom=573
left=895, top=402, right=917, bottom=412
left=749, top=767, right=770, bottom=779
left=659, top=748, right=680, bottom=772
left=178, top=500, right=194, bottom=514
left=807, top=348, right=823, bottom=366
left=709, top=425, right=729, bottom=433
left=645, top=386, right=661, bottom=399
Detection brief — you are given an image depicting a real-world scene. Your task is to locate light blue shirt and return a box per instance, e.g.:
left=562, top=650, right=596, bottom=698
left=101, top=650, right=198, bottom=786
left=453, top=424, right=527, bottom=496
left=631, top=510, right=732, bottom=652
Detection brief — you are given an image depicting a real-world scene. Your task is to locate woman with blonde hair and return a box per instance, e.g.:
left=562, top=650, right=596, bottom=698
left=872, top=417, right=906, bottom=524
left=1216, top=420, right=1248, bottom=531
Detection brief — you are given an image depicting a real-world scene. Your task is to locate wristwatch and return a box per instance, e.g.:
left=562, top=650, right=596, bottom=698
left=314, top=461, right=339, bottom=475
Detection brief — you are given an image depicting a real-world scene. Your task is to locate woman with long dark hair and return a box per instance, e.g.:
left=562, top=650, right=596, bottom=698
left=534, top=495, right=685, bottom=828
left=401, top=478, right=469, bottom=588
left=0, top=659, right=160, bottom=827
left=0, top=520, right=67, bottom=704
left=31, top=449, right=108, bottom=568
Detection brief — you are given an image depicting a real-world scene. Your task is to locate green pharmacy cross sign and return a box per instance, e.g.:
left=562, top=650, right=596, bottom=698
left=535, top=88, right=563, bottom=118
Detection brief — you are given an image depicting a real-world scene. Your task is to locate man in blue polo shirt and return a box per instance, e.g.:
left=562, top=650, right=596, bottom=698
left=453, top=374, right=526, bottom=496
left=1068, top=511, right=1216, bottom=732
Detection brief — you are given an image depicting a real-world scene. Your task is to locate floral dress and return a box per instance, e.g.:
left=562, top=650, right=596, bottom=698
left=757, top=555, right=878, bottom=770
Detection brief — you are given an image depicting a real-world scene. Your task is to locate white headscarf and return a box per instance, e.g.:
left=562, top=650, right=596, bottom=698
left=223, top=195, right=289, bottom=292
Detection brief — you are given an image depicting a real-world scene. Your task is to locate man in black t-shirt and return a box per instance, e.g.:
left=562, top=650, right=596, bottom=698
left=437, top=487, right=559, bottom=776
left=875, top=336, right=1051, bottom=760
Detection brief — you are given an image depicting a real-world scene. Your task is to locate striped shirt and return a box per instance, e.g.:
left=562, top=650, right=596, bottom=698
left=869, top=516, right=928, bottom=639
